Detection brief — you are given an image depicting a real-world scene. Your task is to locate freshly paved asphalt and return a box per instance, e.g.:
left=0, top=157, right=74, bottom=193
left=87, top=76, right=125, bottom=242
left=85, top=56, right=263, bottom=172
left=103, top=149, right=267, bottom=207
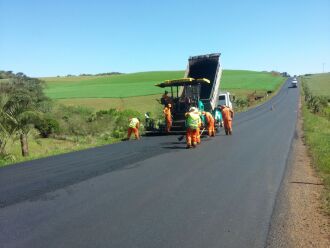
left=0, top=79, right=299, bottom=248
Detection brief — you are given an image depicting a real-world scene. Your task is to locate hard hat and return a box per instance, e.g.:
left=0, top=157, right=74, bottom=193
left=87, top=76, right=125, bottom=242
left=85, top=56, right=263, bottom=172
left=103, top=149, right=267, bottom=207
left=189, top=107, right=197, bottom=112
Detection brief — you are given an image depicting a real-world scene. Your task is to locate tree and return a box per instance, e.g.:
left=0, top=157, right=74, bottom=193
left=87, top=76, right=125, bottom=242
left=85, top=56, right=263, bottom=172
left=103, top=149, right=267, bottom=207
left=3, top=92, right=41, bottom=156
left=0, top=94, right=11, bottom=156
left=0, top=76, right=51, bottom=157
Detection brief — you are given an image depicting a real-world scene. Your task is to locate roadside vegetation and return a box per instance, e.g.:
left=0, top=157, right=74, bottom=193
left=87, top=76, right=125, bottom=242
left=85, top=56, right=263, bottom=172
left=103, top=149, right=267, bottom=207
left=0, top=71, right=143, bottom=167
left=1, top=70, right=285, bottom=167
left=301, top=73, right=330, bottom=213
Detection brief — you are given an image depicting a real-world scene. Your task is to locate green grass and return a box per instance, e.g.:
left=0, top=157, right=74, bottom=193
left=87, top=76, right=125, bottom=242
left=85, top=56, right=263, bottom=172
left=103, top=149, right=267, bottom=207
left=44, top=70, right=284, bottom=99
left=301, top=73, right=330, bottom=213
left=303, top=105, right=330, bottom=213
left=221, top=70, right=284, bottom=91
left=301, top=72, right=330, bottom=96
left=0, top=133, right=120, bottom=168
left=44, top=71, right=184, bottom=99
left=44, top=70, right=285, bottom=115
left=44, top=70, right=285, bottom=114
left=58, top=94, right=163, bottom=113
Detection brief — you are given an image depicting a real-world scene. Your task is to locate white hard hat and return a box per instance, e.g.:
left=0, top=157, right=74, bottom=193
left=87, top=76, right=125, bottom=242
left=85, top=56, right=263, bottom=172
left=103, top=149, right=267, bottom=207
left=189, top=107, right=197, bottom=112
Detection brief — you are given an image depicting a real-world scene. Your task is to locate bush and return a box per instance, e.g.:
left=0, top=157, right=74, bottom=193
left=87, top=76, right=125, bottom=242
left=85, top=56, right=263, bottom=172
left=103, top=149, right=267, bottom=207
left=35, top=118, right=60, bottom=138
left=303, top=82, right=329, bottom=115
left=112, top=109, right=142, bottom=139
left=233, top=97, right=249, bottom=109
left=48, top=104, right=143, bottom=140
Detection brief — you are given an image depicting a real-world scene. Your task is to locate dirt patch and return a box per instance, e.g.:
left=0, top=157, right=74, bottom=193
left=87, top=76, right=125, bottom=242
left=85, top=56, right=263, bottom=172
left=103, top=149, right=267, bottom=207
left=267, top=98, right=330, bottom=247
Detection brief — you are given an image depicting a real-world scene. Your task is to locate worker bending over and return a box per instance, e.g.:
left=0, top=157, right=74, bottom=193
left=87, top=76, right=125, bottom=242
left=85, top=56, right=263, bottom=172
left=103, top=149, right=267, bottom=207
left=202, top=111, right=215, bottom=137
left=163, top=103, right=172, bottom=133
left=220, top=105, right=234, bottom=135
left=214, top=107, right=223, bottom=127
left=185, top=107, right=201, bottom=149
left=127, top=117, right=140, bottom=140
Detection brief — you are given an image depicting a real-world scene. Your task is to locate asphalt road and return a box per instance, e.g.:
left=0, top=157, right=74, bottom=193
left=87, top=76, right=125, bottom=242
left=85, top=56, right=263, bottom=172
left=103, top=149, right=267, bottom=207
left=0, top=78, right=299, bottom=248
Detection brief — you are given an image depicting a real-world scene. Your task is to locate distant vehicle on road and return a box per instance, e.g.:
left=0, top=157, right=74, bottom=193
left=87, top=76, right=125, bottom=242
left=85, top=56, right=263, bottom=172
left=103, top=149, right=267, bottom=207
left=291, top=78, right=298, bottom=88
left=218, top=92, right=233, bottom=109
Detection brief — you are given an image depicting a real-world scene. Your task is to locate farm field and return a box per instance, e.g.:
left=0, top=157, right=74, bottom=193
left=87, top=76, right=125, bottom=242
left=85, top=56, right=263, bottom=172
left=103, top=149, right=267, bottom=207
left=44, top=70, right=285, bottom=112
left=221, top=70, right=284, bottom=91
left=301, top=72, right=330, bottom=96
left=44, top=71, right=184, bottom=99
left=59, top=95, right=163, bottom=113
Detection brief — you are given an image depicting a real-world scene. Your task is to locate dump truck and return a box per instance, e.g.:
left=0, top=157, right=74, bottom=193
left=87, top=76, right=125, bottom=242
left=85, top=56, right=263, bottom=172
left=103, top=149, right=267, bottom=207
left=218, top=92, right=233, bottom=109
left=145, top=53, right=222, bottom=134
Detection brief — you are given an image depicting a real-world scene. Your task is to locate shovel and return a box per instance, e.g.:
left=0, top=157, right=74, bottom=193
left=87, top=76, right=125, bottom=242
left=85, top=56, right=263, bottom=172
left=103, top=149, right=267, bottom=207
left=177, top=128, right=205, bottom=141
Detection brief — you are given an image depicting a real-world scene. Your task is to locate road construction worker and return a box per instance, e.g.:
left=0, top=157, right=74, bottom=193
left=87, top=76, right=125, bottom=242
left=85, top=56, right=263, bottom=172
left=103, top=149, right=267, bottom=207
left=214, top=107, right=223, bottom=127
left=196, top=110, right=202, bottom=144
left=163, top=103, right=172, bottom=133
left=220, top=105, right=234, bottom=135
left=161, top=90, right=172, bottom=106
left=185, top=107, right=200, bottom=149
left=127, top=117, right=140, bottom=140
left=202, top=111, right=215, bottom=137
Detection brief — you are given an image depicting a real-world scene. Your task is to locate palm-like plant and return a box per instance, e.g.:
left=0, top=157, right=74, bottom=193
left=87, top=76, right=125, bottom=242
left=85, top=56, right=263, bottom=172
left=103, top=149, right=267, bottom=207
left=0, top=94, right=11, bottom=155
left=1, top=75, right=50, bottom=157
left=1, top=91, right=42, bottom=156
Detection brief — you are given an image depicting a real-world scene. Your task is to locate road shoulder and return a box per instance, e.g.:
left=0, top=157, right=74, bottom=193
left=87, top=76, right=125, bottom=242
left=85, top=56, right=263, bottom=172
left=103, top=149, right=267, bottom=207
left=267, top=98, right=330, bottom=247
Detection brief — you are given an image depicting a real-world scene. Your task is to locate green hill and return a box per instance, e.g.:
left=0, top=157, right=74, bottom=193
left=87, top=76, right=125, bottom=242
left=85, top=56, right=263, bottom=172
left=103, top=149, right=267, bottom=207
left=43, top=70, right=284, bottom=99
left=42, top=70, right=285, bottom=112
left=43, top=71, right=184, bottom=99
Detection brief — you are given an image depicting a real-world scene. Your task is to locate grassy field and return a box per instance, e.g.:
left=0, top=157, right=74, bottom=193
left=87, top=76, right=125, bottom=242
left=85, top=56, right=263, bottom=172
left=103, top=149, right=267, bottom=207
left=44, top=70, right=284, bottom=99
left=301, top=72, right=330, bottom=96
left=45, top=70, right=285, bottom=112
left=301, top=73, right=330, bottom=213
left=221, top=70, right=284, bottom=91
left=59, top=94, right=163, bottom=113
left=44, top=71, right=184, bottom=99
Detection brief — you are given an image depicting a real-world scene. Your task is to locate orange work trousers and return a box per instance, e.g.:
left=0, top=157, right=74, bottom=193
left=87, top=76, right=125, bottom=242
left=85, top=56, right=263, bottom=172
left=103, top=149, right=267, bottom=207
left=207, top=120, right=215, bottom=137
left=186, top=128, right=198, bottom=146
left=165, top=116, right=172, bottom=132
left=127, top=127, right=140, bottom=140
left=196, top=127, right=201, bottom=144
left=224, top=120, right=232, bottom=134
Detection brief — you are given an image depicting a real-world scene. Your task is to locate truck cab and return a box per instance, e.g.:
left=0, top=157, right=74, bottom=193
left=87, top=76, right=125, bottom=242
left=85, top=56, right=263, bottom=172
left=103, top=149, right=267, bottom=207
left=218, top=92, right=233, bottom=109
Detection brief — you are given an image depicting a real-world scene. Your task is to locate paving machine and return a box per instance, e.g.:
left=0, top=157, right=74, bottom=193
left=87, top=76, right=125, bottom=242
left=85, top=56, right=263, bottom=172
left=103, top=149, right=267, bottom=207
left=145, top=53, right=222, bottom=134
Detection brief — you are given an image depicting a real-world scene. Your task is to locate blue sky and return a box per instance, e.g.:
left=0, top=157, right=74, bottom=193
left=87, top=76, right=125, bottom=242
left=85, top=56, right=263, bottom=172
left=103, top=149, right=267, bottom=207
left=0, top=0, right=329, bottom=77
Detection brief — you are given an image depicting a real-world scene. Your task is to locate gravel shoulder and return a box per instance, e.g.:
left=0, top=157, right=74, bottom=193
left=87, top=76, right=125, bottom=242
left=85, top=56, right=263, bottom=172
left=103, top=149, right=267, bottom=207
left=267, top=98, right=330, bottom=247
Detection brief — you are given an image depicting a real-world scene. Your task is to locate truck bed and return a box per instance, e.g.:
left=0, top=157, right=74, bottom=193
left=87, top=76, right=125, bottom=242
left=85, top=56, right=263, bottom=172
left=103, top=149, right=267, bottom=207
left=186, top=53, right=222, bottom=111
